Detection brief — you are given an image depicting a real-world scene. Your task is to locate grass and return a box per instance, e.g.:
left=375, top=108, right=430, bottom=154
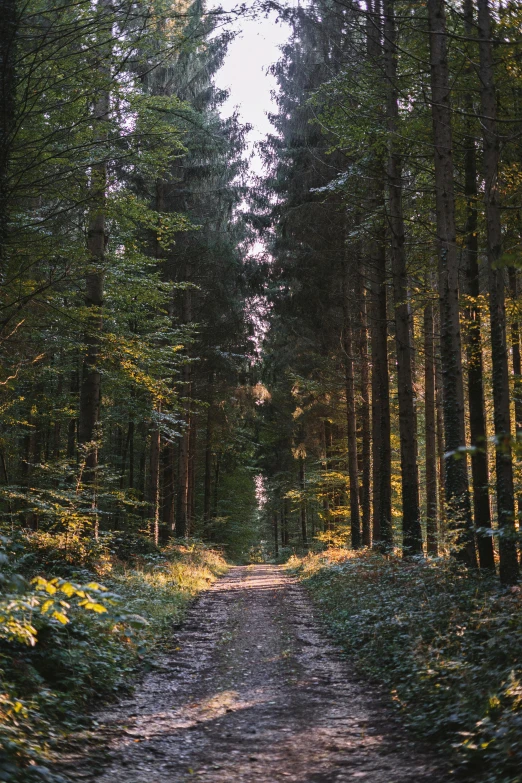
left=0, top=533, right=228, bottom=782
left=292, top=548, right=522, bottom=783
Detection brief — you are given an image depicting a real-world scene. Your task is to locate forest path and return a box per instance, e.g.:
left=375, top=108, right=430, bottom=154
left=68, top=564, right=446, bottom=782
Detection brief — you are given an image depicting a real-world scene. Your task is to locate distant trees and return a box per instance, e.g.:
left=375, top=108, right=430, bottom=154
left=257, top=0, right=522, bottom=583
left=0, top=0, right=258, bottom=558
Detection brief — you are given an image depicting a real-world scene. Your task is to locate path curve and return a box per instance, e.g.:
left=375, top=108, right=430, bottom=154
left=66, top=564, right=447, bottom=782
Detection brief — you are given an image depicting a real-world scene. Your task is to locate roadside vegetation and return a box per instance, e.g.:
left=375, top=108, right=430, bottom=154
left=293, top=549, right=522, bottom=783
left=0, top=533, right=227, bottom=782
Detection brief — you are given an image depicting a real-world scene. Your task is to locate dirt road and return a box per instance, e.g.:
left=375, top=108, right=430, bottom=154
left=68, top=564, right=446, bottom=782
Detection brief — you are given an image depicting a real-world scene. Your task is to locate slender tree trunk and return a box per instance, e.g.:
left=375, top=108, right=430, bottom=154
left=281, top=499, right=289, bottom=547
left=371, top=232, right=392, bottom=548
left=357, top=267, right=372, bottom=545
left=67, top=370, right=79, bottom=460
left=477, top=0, right=518, bottom=584
left=161, top=442, right=175, bottom=537
left=149, top=409, right=161, bottom=545
left=509, top=269, right=522, bottom=439
left=120, top=420, right=131, bottom=489
left=461, top=0, right=496, bottom=570
left=343, top=251, right=361, bottom=549
left=435, top=348, right=446, bottom=534
left=299, top=456, right=307, bottom=548
left=366, top=0, right=392, bottom=549
left=425, top=300, right=438, bottom=555
left=128, top=420, right=135, bottom=490
left=274, top=511, right=279, bottom=558
left=188, top=415, right=197, bottom=531
left=384, top=0, right=421, bottom=555
left=0, top=0, right=16, bottom=274
left=508, top=267, right=522, bottom=528
left=203, top=397, right=213, bottom=523
left=78, top=3, right=110, bottom=493
left=427, top=0, right=476, bottom=566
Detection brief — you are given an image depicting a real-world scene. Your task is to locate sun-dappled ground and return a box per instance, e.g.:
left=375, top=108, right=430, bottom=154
left=60, top=564, right=445, bottom=782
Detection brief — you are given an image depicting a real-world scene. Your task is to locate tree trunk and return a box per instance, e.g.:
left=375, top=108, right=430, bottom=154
left=0, top=0, right=16, bottom=274
left=299, top=456, right=307, bottom=548
left=67, top=370, right=79, bottom=460
left=203, top=401, right=213, bottom=523
left=508, top=267, right=522, bottom=527
left=78, top=3, right=110, bottom=493
left=188, top=415, right=197, bottom=532
left=371, top=232, right=392, bottom=548
left=461, top=0, right=495, bottom=570
left=366, top=0, right=392, bottom=550
left=357, top=265, right=372, bottom=545
left=149, top=410, right=161, bottom=545
left=274, top=511, right=279, bottom=558
left=343, top=251, right=361, bottom=549
left=424, top=301, right=438, bottom=555
left=384, top=0, right=421, bottom=555
left=427, top=0, right=476, bottom=566
left=435, top=338, right=446, bottom=528
left=477, top=0, right=518, bottom=584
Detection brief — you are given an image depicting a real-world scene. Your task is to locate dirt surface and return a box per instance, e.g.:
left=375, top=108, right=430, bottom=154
left=65, top=564, right=448, bottom=782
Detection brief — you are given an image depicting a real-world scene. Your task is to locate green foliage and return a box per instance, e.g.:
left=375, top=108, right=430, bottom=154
left=296, top=550, right=522, bottom=782
left=0, top=534, right=227, bottom=782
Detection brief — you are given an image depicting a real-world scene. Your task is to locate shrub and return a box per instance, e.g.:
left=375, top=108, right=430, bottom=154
left=295, top=549, right=522, bottom=782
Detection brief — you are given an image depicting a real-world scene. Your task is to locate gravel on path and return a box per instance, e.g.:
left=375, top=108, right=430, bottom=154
left=64, top=564, right=448, bottom=782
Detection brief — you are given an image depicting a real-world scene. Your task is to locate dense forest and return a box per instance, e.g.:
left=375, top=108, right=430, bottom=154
left=1, top=0, right=522, bottom=781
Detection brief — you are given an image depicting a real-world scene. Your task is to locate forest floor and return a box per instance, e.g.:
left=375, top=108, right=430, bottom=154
left=59, top=564, right=447, bottom=783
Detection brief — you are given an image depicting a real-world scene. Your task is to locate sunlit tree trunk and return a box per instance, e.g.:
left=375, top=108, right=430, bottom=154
left=460, top=0, right=495, bottom=570
left=357, top=265, right=372, bottom=546
left=477, top=0, right=518, bottom=584
left=384, top=0, right=421, bottom=555
left=367, top=0, right=392, bottom=549
left=424, top=300, right=438, bottom=555
left=78, top=0, right=111, bottom=507
left=149, top=408, right=161, bottom=545
left=427, top=0, right=476, bottom=566
left=343, top=247, right=361, bottom=549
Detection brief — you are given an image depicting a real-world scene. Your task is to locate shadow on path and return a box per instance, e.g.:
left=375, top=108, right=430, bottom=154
left=61, top=564, right=447, bottom=782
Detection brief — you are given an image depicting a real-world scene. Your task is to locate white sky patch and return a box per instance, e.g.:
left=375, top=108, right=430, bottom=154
left=213, top=0, right=292, bottom=177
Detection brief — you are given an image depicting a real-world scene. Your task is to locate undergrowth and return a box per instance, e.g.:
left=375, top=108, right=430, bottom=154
left=293, top=549, right=522, bottom=783
left=0, top=532, right=227, bottom=782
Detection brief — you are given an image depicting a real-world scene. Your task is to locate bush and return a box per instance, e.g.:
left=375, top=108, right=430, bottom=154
left=294, top=549, right=522, bottom=782
left=0, top=534, right=227, bottom=782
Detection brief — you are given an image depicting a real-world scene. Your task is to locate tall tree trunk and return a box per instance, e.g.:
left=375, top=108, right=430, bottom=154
left=371, top=232, right=392, bottom=548
left=161, top=442, right=175, bottom=537
left=477, top=0, right=518, bottom=584
left=427, top=0, right=476, bottom=566
left=367, top=0, right=392, bottom=549
left=274, top=511, right=279, bottom=558
left=357, top=266, right=372, bottom=545
left=435, top=347, right=445, bottom=532
left=384, top=0, right=421, bottom=555
left=299, top=456, right=308, bottom=547
left=78, top=3, right=110, bottom=495
left=461, top=0, right=495, bottom=569
left=149, top=409, right=161, bottom=545
left=509, top=269, right=522, bottom=440
left=343, top=251, right=361, bottom=549
left=508, top=267, right=522, bottom=527
left=203, top=395, right=213, bottom=523
left=424, top=300, right=438, bottom=555
left=188, top=414, right=197, bottom=531
left=0, top=0, right=16, bottom=274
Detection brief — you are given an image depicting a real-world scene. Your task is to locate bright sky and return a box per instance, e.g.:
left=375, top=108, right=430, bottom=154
left=213, top=1, right=293, bottom=176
